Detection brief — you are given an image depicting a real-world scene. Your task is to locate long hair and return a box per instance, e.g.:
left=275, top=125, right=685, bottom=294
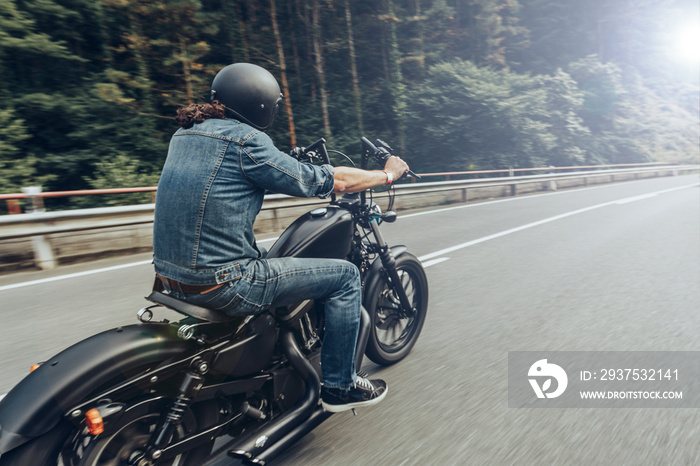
left=175, top=100, right=227, bottom=128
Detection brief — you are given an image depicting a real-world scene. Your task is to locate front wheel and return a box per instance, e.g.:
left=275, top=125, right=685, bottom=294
left=364, top=252, right=428, bottom=365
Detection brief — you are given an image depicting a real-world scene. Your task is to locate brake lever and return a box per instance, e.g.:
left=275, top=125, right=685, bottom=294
left=393, top=169, right=421, bottom=182
left=375, top=138, right=393, bottom=152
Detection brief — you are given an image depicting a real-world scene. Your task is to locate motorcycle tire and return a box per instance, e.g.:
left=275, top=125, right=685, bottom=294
left=364, top=252, right=428, bottom=365
left=0, top=399, right=218, bottom=466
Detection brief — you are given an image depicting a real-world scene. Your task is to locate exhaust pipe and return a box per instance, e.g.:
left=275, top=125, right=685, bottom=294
left=245, top=407, right=332, bottom=465
left=243, top=307, right=368, bottom=464
left=229, top=329, right=320, bottom=460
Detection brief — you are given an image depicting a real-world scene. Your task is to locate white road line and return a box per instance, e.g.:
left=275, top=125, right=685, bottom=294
left=400, top=177, right=627, bottom=219
left=420, top=257, right=450, bottom=268
left=418, top=203, right=613, bottom=261
left=401, top=177, right=698, bottom=219
left=402, top=189, right=556, bottom=218
left=2, top=181, right=696, bottom=291
left=417, top=182, right=699, bottom=262
left=0, top=260, right=153, bottom=292
left=615, top=193, right=658, bottom=204
left=0, top=238, right=282, bottom=293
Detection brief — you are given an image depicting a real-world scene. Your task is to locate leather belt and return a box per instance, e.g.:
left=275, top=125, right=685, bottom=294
left=157, top=275, right=224, bottom=295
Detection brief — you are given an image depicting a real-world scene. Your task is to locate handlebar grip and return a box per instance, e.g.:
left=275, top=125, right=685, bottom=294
left=375, top=139, right=393, bottom=153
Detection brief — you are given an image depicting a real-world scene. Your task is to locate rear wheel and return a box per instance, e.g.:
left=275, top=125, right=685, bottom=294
left=0, top=419, right=74, bottom=466
left=364, top=252, right=428, bottom=365
left=0, top=399, right=218, bottom=466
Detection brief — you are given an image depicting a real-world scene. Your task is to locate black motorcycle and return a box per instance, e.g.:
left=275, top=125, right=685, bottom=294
left=0, top=137, right=428, bottom=466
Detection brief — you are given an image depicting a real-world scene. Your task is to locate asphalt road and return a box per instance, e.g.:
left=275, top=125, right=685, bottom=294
left=1, top=174, right=699, bottom=465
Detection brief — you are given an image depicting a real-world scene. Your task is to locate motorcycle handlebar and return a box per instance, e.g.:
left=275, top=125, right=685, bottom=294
left=292, top=136, right=419, bottom=180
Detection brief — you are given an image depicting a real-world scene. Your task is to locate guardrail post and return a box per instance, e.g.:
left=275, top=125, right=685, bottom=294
left=21, top=186, right=45, bottom=213
left=20, top=186, right=57, bottom=270
left=273, top=208, right=280, bottom=231
left=30, top=235, right=57, bottom=270
left=549, top=166, right=557, bottom=191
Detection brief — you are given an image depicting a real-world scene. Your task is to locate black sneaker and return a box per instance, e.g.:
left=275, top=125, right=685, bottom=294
left=321, top=376, right=388, bottom=412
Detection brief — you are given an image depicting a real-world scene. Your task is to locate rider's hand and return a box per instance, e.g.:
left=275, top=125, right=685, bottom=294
left=384, top=156, right=409, bottom=181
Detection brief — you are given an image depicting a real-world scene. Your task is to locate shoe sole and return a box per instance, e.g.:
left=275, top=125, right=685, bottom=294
left=321, top=386, right=388, bottom=413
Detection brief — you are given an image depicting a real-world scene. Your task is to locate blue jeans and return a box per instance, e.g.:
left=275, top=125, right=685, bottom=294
left=165, top=257, right=361, bottom=389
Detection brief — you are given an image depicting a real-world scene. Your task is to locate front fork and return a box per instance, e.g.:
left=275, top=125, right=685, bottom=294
left=368, top=219, right=415, bottom=319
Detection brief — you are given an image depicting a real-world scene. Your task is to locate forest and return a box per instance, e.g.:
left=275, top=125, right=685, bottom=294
left=1, top=0, right=698, bottom=209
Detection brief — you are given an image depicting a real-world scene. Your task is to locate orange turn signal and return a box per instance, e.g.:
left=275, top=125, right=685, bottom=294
left=29, top=363, right=42, bottom=373
left=85, top=408, right=105, bottom=435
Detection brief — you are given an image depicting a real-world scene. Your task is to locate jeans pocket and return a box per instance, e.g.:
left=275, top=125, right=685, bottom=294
left=215, top=292, right=265, bottom=315
left=198, top=282, right=233, bottom=305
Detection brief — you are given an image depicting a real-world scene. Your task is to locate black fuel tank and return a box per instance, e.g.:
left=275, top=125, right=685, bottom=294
left=266, top=206, right=353, bottom=259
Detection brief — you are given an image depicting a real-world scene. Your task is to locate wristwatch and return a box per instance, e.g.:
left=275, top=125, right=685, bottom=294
left=383, top=170, right=393, bottom=185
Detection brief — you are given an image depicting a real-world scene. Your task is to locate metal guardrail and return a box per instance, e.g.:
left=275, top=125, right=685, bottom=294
left=409, top=161, right=675, bottom=180
left=1, top=165, right=697, bottom=239
left=0, top=164, right=697, bottom=271
left=0, top=162, right=676, bottom=212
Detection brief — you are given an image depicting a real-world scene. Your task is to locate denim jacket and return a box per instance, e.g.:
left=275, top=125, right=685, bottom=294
left=153, top=118, right=335, bottom=285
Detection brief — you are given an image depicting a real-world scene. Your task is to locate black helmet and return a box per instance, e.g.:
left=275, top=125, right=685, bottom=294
left=210, top=63, right=282, bottom=130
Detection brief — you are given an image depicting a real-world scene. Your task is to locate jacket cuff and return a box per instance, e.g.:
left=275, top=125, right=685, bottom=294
left=318, top=164, right=336, bottom=198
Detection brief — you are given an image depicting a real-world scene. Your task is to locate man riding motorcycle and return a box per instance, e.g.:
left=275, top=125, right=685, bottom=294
left=152, top=63, right=410, bottom=412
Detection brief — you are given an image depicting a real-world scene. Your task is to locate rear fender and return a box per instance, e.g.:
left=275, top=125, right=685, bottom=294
left=0, top=323, right=196, bottom=455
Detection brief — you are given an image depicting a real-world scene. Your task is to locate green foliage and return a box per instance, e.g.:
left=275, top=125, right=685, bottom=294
left=565, top=55, right=698, bottom=165
left=536, top=70, right=591, bottom=166
left=75, top=154, right=160, bottom=207
left=405, top=60, right=555, bottom=171
left=0, top=0, right=697, bottom=210
left=0, top=106, right=57, bottom=193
